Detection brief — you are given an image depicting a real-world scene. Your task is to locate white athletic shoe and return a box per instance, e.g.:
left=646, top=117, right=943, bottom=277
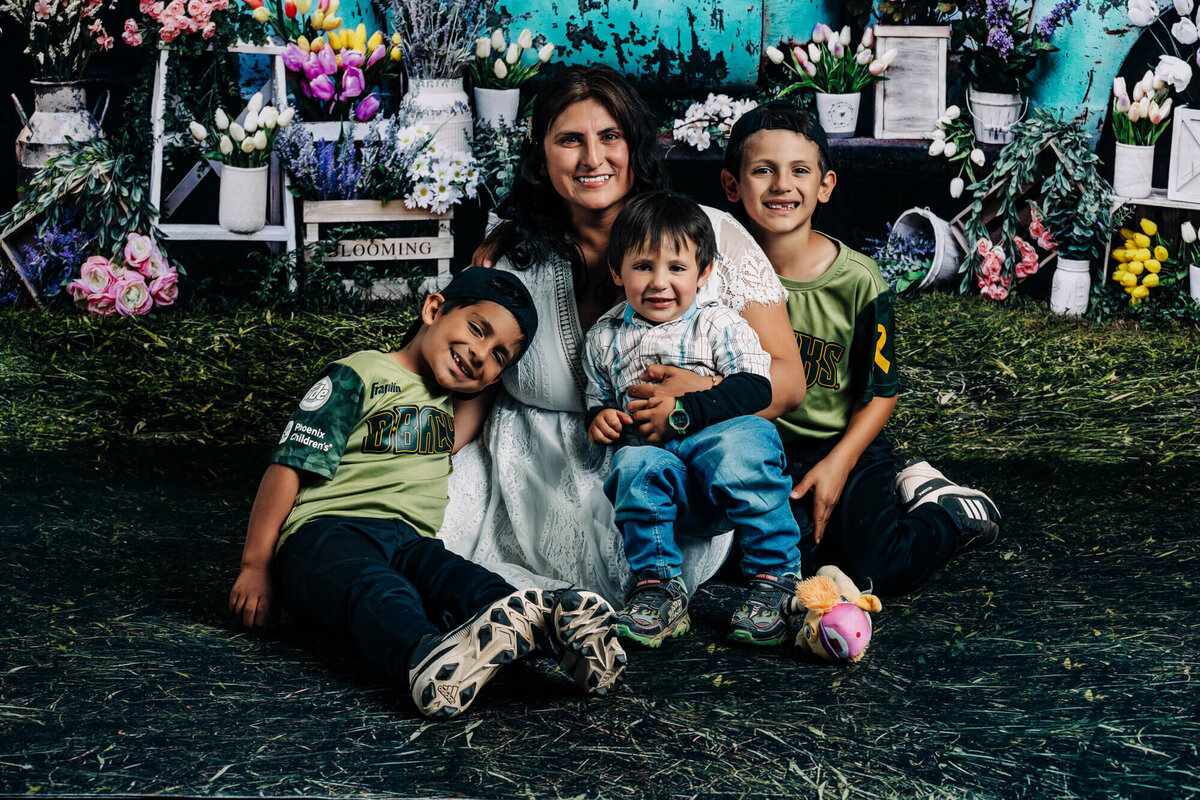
left=895, top=459, right=1001, bottom=551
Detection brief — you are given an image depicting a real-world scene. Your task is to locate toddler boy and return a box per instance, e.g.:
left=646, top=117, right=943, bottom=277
left=583, top=190, right=803, bottom=648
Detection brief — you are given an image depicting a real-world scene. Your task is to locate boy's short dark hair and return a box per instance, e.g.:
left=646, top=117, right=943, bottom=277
left=723, top=100, right=833, bottom=178
left=607, top=190, right=718, bottom=274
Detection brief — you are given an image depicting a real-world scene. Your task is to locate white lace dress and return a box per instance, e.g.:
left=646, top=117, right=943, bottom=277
left=437, top=207, right=788, bottom=603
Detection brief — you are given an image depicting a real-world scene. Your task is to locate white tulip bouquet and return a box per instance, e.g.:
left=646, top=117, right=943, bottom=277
left=188, top=93, right=295, bottom=168
left=767, top=24, right=896, bottom=96
left=1112, top=71, right=1173, bottom=146
left=471, top=27, right=555, bottom=89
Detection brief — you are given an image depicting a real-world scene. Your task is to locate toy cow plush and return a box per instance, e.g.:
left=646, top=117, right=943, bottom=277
left=790, top=565, right=882, bottom=662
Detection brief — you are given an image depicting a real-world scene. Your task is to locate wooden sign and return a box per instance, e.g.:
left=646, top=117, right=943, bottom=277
left=1167, top=107, right=1200, bottom=203
left=873, top=26, right=950, bottom=140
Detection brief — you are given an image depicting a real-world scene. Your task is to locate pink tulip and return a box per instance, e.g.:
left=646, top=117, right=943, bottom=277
left=869, top=59, right=887, bottom=76
left=340, top=66, right=365, bottom=100
left=793, top=45, right=808, bottom=64
left=862, top=27, right=874, bottom=48
left=282, top=42, right=306, bottom=71
left=316, top=43, right=337, bottom=74
left=354, top=93, right=380, bottom=121
left=366, top=43, right=385, bottom=66
left=341, top=48, right=364, bottom=69
left=310, top=74, right=335, bottom=101
left=303, top=53, right=326, bottom=81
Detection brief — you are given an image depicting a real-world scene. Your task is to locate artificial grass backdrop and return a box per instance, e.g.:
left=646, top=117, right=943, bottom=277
left=2, top=294, right=1198, bottom=799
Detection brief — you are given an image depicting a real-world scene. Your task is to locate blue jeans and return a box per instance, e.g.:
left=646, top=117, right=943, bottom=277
left=604, top=416, right=802, bottom=581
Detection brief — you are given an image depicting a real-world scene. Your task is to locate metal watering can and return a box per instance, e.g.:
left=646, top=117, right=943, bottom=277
left=12, top=80, right=109, bottom=178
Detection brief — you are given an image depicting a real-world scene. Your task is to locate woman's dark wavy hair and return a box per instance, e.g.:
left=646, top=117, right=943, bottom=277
left=484, top=65, right=668, bottom=290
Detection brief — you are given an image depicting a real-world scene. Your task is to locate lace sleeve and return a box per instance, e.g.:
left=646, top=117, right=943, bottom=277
left=699, top=207, right=787, bottom=314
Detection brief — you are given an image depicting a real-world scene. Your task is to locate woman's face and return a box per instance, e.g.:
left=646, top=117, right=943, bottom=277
left=542, top=98, right=633, bottom=218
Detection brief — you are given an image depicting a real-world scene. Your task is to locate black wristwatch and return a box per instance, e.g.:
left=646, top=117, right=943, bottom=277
left=668, top=399, right=690, bottom=436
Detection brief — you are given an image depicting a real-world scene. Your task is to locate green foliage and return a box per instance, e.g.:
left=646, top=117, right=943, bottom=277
left=869, top=224, right=936, bottom=293
left=962, top=110, right=1115, bottom=294
left=472, top=116, right=529, bottom=210
left=951, top=1, right=1068, bottom=95
left=0, top=136, right=162, bottom=261
left=874, top=0, right=958, bottom=24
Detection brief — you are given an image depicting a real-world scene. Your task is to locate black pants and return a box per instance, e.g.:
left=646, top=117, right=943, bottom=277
left=274, top=516, right=515, bottom=681
left=784, top=431, right=959, bottom=596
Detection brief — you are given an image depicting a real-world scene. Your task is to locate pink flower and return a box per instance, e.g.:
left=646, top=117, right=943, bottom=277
left=139, top=0, right=154, bottom=12
left=340, top=67, right=365, bottom=100
left=187, top=0, right=206, bottom=14
left=283, top=43, right=306, bottom=71
left=1027, top=206, right=1057, bottom=251
left=149, top=268, right=179, bottom=306
left=98, top=32, right=114, bottom=49
left=150, top=1, right=164, bottom=15
left=33, top=0, right=52, bottom=19
left=112, top=272, right=154, bottom=315
left=200, top=20, right=215, bottom=37
left=1014, top=236, right=1039, bottom=279
left=354, top=93, right=380, bottom=121
left=309, top=74, right=336, bottom=101
left=124, top=232, right=154, bottom=268
left=123, top=27, right=143, bottom=45
left=341, top=49, right=365, bottom=69
left=976, top=237, right=993, bottom=257
left=88, top=18, right=103, bottom=33
left=86, top=293, right=118, bottom=316
left=76, top=256, right=118, bottom=296
left=366, top=44, right=385, bottom=66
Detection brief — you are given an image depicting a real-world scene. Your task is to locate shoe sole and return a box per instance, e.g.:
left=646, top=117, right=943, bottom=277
left=727, top=628, right=788, bottom=647
left=409, top=591, right=540, bottom=720
left=894, top=459, right=948, bottom=509
left=553, top=590, right=628, bottom=695
left=614, top=613, right=691, bottom=649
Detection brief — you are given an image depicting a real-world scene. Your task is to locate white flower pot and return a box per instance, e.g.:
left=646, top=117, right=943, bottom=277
left=1189, top=264, right=1200, bottom=304
left=474, top=87, right=520, bottom=129
left=1050, top=257, right=1091, bottom=316
left=219, top=164, right=269, bottom=234
left=1112, top=142, right=1156, bottom=199
left=814, top=92, right=861, bottom=138
left=967, top=84, right=1024, bottom=145
left=408, top=78, right=473, bottom=155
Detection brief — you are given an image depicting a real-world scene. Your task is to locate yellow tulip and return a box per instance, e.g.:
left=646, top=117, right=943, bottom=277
left=1120, top=227, right=1138, bottom=240
left=253, top=5, right=270, bottom=21
left=1125, top=285, right=1136, bottom=294
left=1144, top=259, right=1161, bottom=273
left=355, top=23, right=366, bottom=42
left=1124, top=239, right=1137, bottom=252
left=1133, top=233, right=1151, bottom=248
left=328, top=28, right=343, bottom=49
left=323, top=15, right=340, bottom=30
left=1127, top=261, right=1144, bottom=275
left=1134, top=248, right=1152, bottom=261
left=1143, top=272, right=1160, bottom=287
left=327, top=0, right=339, bottom=12
left=1120, top=272, right=1138, bottom=287
left=1140, top=218, right=1158, bottom=236
left=297, top=35, right=310, bottom=51
left=1132, top=284, right=1150, bottom=298
left=294, top=0, right=311, bottom=12
left=368, top=30, right=383, bottom=49
left=1112, top=249, right=1129, bottom=261
left=1112, top=270, right=1128, bottom=281
left=310, top=10, right=324, bottom=28
left=390, top=46, right=402, bottom=61
left=311, top=36, right=324, bottom=51
left=1154, top=245, right=1169, bottom=261
left=392, top=32, right=402, bottom=44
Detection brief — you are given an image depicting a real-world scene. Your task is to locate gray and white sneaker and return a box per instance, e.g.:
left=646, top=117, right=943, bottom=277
left=895, top=459, right=1001, bottom=550
left=550, top=589, right=628, bottom=695
left=408, top=589, right=545, bottom=720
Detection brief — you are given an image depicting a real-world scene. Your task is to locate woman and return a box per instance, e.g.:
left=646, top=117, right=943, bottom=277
left=439, top=65, right=806, bottom=603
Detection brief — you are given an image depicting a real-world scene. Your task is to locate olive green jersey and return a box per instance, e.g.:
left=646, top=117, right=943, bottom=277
left=272, top=350, right=455, bottom=549
left=775, top=237, right=899, bottom=444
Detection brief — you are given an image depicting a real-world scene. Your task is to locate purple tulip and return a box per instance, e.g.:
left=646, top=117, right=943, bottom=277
left=282, top=43, right=306, bottom=71
left=341, top=48, right=364, bottom=69
left=354, top=93, right=380, bottom=121
left=340, top=66, right=365, bottom=100
left=316, top=44, right=338, bottom=75
left=303, top=52, right=326, bottom=81
left=310, top=73, right=336, bottom=101
left=366, top=43, right=385, bottom=67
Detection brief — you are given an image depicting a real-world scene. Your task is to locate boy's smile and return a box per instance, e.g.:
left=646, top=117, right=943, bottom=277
left=412, top=299, right=525, bottom=393
left=721, top=129, right=836, bottom=240
left=613, top=237, right=711, bottom=324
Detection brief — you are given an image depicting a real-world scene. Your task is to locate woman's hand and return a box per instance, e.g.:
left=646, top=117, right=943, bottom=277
left=229, top=565, right=274, bottom=630
left=625, top=364, right=716, bottom=401
left=627, top=395, right=677, bottom=442
left=790, top=452, right=853, bottom=545
left=471, top=239, right=499, bottom=268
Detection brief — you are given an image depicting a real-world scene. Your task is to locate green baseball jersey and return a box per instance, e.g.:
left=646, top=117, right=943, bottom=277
left=272, top=350, right=455, bottom=549
left=775, top=237, right=899, bottom=444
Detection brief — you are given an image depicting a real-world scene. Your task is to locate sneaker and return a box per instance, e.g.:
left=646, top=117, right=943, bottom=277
left=897, top=460, right=1001, bottom=551
left=613, top=577, right=690, bottom=648
left=551, top=589, right=628, bottom=695
left=728, top=572, right=800, bottom=646
left=408, top=589, right=544, bottom=720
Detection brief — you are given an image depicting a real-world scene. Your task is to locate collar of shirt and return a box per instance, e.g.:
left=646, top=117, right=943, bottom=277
left=621, top=299, right=703, bottom=328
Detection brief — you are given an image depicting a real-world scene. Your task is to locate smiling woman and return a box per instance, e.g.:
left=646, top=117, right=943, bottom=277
left=436, top=65, right=806, bottom=604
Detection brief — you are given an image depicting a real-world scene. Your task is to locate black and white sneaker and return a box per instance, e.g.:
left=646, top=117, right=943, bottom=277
left=551, top=589, right=628, bottom=695
left=407, top=589, right=544, bottom=720
left=896, top=459, right=1001, bottom=551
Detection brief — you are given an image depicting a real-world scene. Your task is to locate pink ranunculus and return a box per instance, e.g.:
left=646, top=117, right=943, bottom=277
left=165, top=0, right=185, bottom=15
left=976, top=237, right=993, bottom=257
left=86, top=293, right=118, bottom=316
left=66, top=278, right=90, bottom=301
left=159, top=24, right=180, bottom=42
left=150, top=1, right=164, bottom=14
left=354, top=93, right=380, bottom=121
left=340, top=67, right=365, bottom=100
left=124, top=232, right=154, bottom=268
left=200, top=20, right=215, bottom=36
left=341, top=48, right=365, bottom=69
left=112, top=272, right=154, bottom=315
left=1013, top=235, right=1039, bottom=279
left=77, top=256, right=118, bottom=296
left=309, top=74, right=336, bottom=101
left=139, top=0, right=153, bottom=12
left=150, top=268, right=179, bottom=307
left=282, top=42, right=306, bottom=71
left=187, top=0, right=205, bottom=14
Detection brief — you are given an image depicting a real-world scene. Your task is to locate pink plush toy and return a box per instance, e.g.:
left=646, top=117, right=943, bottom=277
left=791, top=565, right=882, bottom=662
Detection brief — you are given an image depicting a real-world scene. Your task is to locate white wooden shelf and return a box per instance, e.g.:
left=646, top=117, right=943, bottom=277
left=158, top=223, right=292, bottom=242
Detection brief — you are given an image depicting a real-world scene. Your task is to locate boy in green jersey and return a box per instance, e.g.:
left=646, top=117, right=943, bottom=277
left=719, top=102, right=1001, bottom=595
left=229, top=268, right=626, bottom=719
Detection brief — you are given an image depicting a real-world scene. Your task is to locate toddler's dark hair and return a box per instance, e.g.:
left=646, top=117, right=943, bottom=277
left=607, top=190, right=717, bottom=274
left=723, top=100, right=834, bottom=178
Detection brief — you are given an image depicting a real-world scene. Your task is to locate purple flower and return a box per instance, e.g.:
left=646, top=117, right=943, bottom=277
left=366, top=44, right=385, bottom=67
left=282, top=42, right=306, bottom=71
left=354, top=93, right=380, bottom=121
left=316, top=44, right=338, bottom=75
left=310, top=74, right=336, bottom=101
left=303, top=52, right=326, bottom=81
left=340, top=66, right=365, bottom=100
left=341, top=48, right=364, bottom=69
left=1035, top=0, right=1080, bottom=38
left=985, top=0, right=1014, bottom=58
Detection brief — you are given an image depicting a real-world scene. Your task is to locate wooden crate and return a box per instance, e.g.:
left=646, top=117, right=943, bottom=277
left=302, top=200, right=454, bottom=274
left=873, top=26, right=950, bottom=140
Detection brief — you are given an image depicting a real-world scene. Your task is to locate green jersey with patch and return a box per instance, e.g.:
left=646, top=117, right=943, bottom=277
left=775, top=237, right=899, bottom=444
left=272, top=350, right=455, bottom=549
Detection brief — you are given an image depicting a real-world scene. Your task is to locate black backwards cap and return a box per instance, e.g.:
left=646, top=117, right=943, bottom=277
left=723, top=100, right=832, bottom=175
left=438, top=266, right=538, bottom=345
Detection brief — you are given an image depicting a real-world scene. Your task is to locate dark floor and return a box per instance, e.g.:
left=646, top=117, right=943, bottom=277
left=2, top=440, right=1198, bottom=799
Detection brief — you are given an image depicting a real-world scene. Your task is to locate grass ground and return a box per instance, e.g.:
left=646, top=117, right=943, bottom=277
left=2, top=294, right=1199, bottom=799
